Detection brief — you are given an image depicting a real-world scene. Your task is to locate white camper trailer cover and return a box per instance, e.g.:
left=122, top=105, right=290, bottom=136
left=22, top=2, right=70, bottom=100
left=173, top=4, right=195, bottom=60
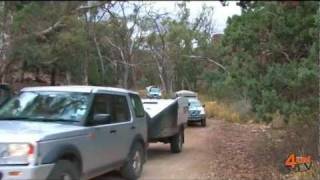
left=175, top=90, right=197, bottom=98
left=142, top=99, right=176, bottom=118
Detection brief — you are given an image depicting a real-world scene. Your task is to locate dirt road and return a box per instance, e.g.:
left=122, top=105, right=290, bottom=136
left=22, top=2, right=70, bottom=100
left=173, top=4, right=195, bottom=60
left=94, top=119, right=278, bottom=180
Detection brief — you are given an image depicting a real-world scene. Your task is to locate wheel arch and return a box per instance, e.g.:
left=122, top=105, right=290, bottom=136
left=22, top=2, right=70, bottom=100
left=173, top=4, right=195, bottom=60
left=42, top=144, right=83, bottom=172
left=128, top=134, right=147, bottom=163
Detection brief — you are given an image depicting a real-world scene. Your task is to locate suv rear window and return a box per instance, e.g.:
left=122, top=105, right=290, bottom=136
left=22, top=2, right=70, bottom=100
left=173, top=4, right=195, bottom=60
left=130, top=94, right=145, bottom=117
left=90, top=94, right=131, bottom=124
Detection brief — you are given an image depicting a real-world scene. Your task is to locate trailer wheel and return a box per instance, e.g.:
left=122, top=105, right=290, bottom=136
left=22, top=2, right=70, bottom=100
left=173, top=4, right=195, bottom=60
left=170, top=129, right=183, bottom=153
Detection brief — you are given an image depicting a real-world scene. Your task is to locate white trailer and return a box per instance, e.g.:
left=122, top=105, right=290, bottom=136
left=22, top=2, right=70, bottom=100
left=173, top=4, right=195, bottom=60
left=142, top=97, right=188, bottom=153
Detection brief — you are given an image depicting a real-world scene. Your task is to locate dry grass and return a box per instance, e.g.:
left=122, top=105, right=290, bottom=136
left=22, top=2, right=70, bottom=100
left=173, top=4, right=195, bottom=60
left=137, top=89, right=147, bottom=98
left=264, top=118, right=319, bottom=180
left=281, top=162, right=320, bottom=180
left=198, top=93, right=319, bottom=179
left=196, top=93, right=255, bottom=123
left=204, top=100, right=254, bottom=123
left=204, top=101, right=240, bottom=122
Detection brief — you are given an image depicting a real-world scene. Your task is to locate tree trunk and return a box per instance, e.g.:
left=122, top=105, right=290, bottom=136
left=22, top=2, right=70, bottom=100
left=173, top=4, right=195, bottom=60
left=19, top=70, right=24, bottom=83
left=159, top=73, right=167, bottom=94
left=131, top=65, right=137, bottom=89
left=0, top=2, right=11, bottom=83
left=154, top=56, right=170, bottom=95
left=19, top=62, right=25, bottom=82
left=83, top=5, right=90, bottom=85
left=181, top=79, right=185, bottom=90
left=156, top=61, right=167, bottom=93
left=66, top=71, right=71, bottom=85
left=93, top=28, right=105, bottom=82
left=35, top=67, right=40, bottom=82
left=50, top=67, right=56, bottom=86
left=82, top=57, right=89, bottom=85
left=161, top=70, right=170, bottom=95
left=123, top=63, right=129, bottom=88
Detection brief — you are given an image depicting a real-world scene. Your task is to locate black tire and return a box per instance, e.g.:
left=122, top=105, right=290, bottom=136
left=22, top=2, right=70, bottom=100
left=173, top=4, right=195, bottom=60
left=47, top=160, right=80, bottom=180
left=120, top=142, right=144, bottom=180
left=170, top=129, right=183, bottom=153
left=201, top=118, right=206, bottom=127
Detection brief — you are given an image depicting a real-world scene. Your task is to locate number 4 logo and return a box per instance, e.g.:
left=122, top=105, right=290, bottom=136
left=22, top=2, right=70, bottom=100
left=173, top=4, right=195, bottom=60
left=285, top=153, right=313, bottom=171
left=285, top=154, right=297, bottom=169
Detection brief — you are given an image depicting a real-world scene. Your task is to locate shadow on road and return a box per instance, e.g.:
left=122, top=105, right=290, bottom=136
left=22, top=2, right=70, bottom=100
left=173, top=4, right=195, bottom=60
left=187, top=123, right=208, bottom=128
left=92, top=124, right=205, bottom=180
left=92, top=144, right=173, bottom=180
left=146, top=144, right=175, bottom=160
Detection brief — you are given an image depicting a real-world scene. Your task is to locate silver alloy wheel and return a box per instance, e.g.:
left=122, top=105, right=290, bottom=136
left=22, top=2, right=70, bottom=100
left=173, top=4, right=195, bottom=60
left=132, top=150, right=142, bottom=175
left=61, top=173, right=72, bottom=180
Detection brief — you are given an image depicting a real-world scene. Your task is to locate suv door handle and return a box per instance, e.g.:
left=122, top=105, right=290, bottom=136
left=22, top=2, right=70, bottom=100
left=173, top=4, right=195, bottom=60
left=131, top=126, right=136, bottom=130
left=110, top=129, right=117, bottom=134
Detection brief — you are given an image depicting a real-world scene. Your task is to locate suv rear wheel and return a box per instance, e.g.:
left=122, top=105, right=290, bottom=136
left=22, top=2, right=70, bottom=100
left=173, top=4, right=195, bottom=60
left=47, top=160, right=80, bottom=180
left=120, top=142, right=144, bottom=180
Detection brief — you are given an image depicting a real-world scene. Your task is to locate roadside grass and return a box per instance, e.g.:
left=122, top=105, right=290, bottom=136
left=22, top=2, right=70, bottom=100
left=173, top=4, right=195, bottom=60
left=204, top=101, right=241, bottom=122
left=262, top=118, right=319, bottom=180
left=199, top=94, right=255, bottom=123
left=198, top=93, right=319, bottom=179
left=280, top=161, right=320, bottom=180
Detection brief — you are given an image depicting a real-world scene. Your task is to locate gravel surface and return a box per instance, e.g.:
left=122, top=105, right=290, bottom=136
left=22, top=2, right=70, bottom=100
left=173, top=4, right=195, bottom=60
left=93, top=119, right=278, bottom=180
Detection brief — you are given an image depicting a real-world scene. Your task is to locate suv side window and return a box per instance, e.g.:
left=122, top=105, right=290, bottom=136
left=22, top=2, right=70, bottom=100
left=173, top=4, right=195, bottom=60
left=88, top=94, right=130, bottom=125
left=111, top=95, right=131, bottom=123
left=88, top=94, right=112, bottom=126
left=130, top=94, right=145, bottom=117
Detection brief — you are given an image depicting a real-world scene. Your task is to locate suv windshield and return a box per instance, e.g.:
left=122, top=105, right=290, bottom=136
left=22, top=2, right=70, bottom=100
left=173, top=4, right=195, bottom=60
left=0, top=91, right=90, bottom=123
left=150, top=88, right=160, bottom=93
left=188, top=99, right=202, bottom=108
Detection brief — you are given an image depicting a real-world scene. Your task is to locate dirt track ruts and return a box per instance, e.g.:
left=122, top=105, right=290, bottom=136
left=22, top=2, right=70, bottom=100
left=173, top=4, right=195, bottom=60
left=93, top=119, right=275, bottom=180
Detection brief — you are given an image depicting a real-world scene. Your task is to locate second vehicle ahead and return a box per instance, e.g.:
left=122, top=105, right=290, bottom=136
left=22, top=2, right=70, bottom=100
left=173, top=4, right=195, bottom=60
left=174, top=90, right=206, bottom=127
left=187, top=98, right=206, bottom=127
left=146, top=86, right=162, bottom=99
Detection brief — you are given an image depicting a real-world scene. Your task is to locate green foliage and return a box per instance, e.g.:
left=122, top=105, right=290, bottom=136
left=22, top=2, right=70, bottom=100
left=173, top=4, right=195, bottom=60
left=2, top=1, right=318, bottom=125
left=211, top=1, right=319, bottom=123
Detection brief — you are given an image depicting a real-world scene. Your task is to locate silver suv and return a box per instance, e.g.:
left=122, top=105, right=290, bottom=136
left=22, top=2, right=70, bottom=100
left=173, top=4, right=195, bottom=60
left=0, top=86, right=147, bottom=180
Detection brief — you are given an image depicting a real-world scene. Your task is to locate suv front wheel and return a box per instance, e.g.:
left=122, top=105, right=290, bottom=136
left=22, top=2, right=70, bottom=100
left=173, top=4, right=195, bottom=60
left=47, top=160, right=80, bottom=180
left=201, top=118, right=206, bottom=127
left=120, top=142, right=144, bottom=180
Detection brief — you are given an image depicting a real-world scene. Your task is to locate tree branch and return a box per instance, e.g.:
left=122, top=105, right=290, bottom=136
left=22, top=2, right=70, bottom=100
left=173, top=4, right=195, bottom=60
left=280, top=50, right=291, bottom=62
left=184, top=55, right=228, bottom=73
left=35, top=19, right=65, bottom=38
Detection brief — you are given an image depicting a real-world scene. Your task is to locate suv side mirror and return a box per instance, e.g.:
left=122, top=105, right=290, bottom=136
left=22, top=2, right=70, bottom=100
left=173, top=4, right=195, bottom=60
left=93, top=114, right=111, bottom=125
